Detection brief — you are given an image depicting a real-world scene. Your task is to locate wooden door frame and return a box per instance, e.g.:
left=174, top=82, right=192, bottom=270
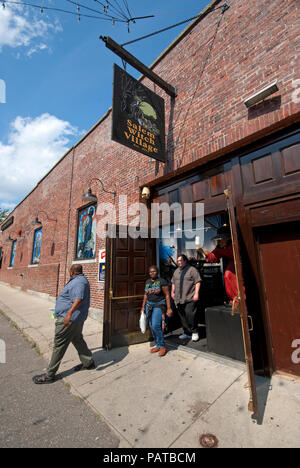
left=236, top=194, right=300, bottom=376
left=103, top=235, right=112, bottom=350
left=236, top=201, right=275, bottom=375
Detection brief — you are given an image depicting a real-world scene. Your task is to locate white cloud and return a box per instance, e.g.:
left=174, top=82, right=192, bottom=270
left=0, top=113, right=84, bottom=209
left=26, top=43, right=51, bottom=57
left=0, top=2, right=62, bottom=54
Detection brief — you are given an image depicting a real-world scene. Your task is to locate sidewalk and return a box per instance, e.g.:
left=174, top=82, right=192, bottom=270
left=0, top=282, right=299, bottom=448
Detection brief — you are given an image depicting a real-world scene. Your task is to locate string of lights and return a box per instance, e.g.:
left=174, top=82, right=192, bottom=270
left=94, top=0, right=128, bottom=20
left=0, top=0, right=129, bottom=22
left=0, top=1, right=230, bottom=35
left=64, top=0, right=126, bottom=22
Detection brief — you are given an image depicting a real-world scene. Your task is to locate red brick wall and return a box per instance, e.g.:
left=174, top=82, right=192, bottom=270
left=2, top=263, right=60, bottom=298
left=0, top=0, right=299, bottom=309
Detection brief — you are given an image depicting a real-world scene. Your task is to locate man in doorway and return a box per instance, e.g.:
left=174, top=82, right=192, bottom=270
left=198, top=225, right=238, bottom=306
left=171, top=254, right=202, bottom=342
left=32, top=264, right=95, bottom=384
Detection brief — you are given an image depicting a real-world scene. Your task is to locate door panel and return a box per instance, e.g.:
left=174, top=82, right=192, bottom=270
left=257, top=222, right=300, bottom=377
left=103, top=226, right=156, bottom=349
left=225, top=189, right=259, bottom=419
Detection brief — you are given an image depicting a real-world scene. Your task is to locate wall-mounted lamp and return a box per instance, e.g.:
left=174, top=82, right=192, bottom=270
left=82, top=188, right=98, bottom=203
left=5, top=231, right=19, bottom=242
left=244, top=80, right=279, bottom=108
left=31, top=211, right=57, bottom=226
left=31, top=217, right=42, bottom=227
left=82, top=178, right=117, bottom=203
left=141, top=186, right=151, bottom=200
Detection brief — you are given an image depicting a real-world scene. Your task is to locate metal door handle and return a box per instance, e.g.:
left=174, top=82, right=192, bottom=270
left=248, top=315, right=254, bottom=332
left=109, top=290, right=144, bottom=300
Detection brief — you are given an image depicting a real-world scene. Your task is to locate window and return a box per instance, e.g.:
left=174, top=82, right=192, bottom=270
left=10, top=241, right=16, bottom=267
left=0, top=247, right=3, bottom=269
left=76, top=203, right=97, bottom=260
left=32, top=227, right=42, bottom=264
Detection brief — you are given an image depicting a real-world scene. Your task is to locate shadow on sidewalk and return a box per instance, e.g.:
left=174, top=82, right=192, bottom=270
left=255, top=375, right=272, bottom=425
left=57, top=346, right=130, bottom=380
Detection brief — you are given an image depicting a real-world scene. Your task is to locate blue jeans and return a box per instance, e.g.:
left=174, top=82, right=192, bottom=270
left=146, top=301, right=165, bottom=349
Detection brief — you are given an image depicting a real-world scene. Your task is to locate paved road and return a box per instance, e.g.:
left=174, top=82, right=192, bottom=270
left=0, top=313, right=120, bottom=448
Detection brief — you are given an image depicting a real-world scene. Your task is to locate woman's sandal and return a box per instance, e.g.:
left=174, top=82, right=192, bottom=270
left=32, top=373, right=55, bottom=384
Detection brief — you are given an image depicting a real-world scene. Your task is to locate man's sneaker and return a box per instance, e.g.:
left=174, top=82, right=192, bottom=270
left=179, top=333, right=191, bottom=340
left=192, top=333, right=199, bottom=342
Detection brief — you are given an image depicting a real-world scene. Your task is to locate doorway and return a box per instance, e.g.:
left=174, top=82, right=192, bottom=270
left=159, top=212, right=246, bottom=363
left=257, top=221, right=300, bottom=377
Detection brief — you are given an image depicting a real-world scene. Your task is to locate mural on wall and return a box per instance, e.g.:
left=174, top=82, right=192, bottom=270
left=32, top=228, right=42, bottom=264
left=10, top=240, right=16, bottom=267
left=76, top=204, right=96, bottom=259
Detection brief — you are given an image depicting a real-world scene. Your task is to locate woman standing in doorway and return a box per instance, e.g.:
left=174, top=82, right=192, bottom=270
left=141, top=266, right=173, bottom=357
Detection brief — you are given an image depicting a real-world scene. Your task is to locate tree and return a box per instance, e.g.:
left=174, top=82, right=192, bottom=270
left=0, top=208, right=9, bottom=224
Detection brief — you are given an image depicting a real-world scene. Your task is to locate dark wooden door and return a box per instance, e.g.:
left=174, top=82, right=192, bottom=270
left=257, top=222, right=300, bottom=377
left=103, top=228, right=156, bottom=349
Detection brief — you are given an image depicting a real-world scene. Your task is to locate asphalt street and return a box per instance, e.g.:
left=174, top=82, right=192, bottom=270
left=0, top=312, right=120, bottom=448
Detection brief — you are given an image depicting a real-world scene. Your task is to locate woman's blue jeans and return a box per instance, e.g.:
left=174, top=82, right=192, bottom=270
left=146, top=301, right=165, bottom=349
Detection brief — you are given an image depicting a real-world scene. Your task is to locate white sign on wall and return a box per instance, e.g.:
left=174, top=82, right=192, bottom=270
left=98, top=249, right=106, bottom=282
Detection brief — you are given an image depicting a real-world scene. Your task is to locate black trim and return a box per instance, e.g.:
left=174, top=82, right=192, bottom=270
left=75, top=202, right=97, bottom=261
left=0, top=216, right=14, bottom=232
left=31, top=227, right=42, bottom=265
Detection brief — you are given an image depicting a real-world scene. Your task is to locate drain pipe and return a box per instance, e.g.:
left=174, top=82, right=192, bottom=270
left=64, top=146, right=75, bottom=286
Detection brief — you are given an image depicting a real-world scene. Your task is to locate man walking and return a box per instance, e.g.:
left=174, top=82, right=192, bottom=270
left=33, top=264, right=95, bottom=384
left=171, top=254, right=202, bottom=342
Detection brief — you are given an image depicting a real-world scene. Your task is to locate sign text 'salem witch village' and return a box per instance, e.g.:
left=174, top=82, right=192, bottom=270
left=112, top=64, right=165, bottom=162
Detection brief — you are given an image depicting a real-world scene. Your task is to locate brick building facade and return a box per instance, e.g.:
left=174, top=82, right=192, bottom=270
left=1, top=0, right=299, bottom=384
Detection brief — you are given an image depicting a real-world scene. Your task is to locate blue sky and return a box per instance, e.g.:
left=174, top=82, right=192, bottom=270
left=0, top=0, right=211, bottom=212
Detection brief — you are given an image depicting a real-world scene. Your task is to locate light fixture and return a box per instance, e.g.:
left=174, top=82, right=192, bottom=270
left=141, top=186, right=151, bottom=200
left=244, top=80, right=279, bottom=108
left=82, top=178, right=117, bottom=203
left=82, top=188, right=98, bottom=203
left=5, top=230, right=21, bottom=242
left=32, top=217, right=42, bottom=226
left=31, top=211, right=57, bottom=226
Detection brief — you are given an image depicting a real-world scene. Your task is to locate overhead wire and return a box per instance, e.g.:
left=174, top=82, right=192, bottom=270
left=65, top=0, right=111, bottom=18
left=99, top=0, right=128, bottom=20
left=122, top=0, right=132, bottom=19
left=107, top=0, right=128, bottom=20
left=122, top=2, right=230, bottom=46
left=113, top=0, right=128, bottom=19
left=122, top=13, right=205, bottom=46
left=1, top=0, right=127, bottom=21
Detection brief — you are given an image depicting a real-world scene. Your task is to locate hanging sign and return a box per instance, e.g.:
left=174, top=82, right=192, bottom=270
left=0, top=216, right=14, bottom=232
left=112, top=64, right=165, bottom=162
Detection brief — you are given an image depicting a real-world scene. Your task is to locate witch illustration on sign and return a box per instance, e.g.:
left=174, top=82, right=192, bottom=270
left=121, top=73, right=160, bottom=136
